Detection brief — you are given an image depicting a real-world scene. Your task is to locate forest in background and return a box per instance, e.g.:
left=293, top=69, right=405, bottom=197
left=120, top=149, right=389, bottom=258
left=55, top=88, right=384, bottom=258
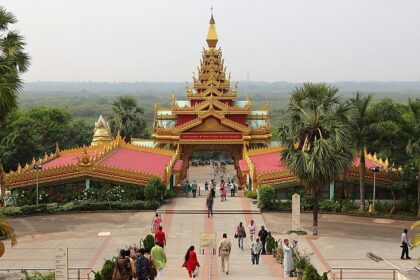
left=19, top=81, right=420, bottom=134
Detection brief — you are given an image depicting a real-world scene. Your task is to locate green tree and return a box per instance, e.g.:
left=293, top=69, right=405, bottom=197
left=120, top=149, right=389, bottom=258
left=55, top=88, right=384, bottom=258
left=108, top=96, right=147, bottom=142
left=280, top=83, right=354, bottom=235
left=0, top=6, right=30, bottom=125
left=347, top=93, right=377, bottom=212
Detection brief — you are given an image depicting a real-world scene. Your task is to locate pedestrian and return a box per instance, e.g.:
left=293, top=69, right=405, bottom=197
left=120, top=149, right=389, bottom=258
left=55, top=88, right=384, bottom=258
left=136, top=248, right=151, bottom=280
left=182, top=245, right=200, bottom=278
left=155, top=226, right=166, bottom=248
left=220, top=180, right=227, bottom=202
left=150, top=242, right=167, bottom=278
left=235, top=222, right=246, bottom=250
left=218, top=233, right=232, bottom=275
left=204, top=181, right=209, bottom=191
left=127, top=249, right=137, bottom=279
left=184, top=180, right=191, bottom=198
left=229, top=181, right=235, bottom=197
left=151, top=213, right=162, bottom=234
left=248, top=220, right=256, bottom=242
left=144, top=250, right=157, bottom=280
left=401, top=228, right=412, bottom=259
left=210, top=180, right=216, bottom=198
left=112, top=250, right=131, bottom=280
left=283, top=239, right=294, bottom=278
left=258, top=226, right=268, bottom=255
left=191, top=180, right=198, bottom=198
left=250, top=237, right=263, bottom=265
left=206, top=192, right=214, bottom=218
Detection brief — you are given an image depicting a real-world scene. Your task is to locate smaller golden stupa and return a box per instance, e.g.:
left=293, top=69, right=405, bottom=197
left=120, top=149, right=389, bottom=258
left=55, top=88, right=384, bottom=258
left=91, top=115, right=113, bottom=146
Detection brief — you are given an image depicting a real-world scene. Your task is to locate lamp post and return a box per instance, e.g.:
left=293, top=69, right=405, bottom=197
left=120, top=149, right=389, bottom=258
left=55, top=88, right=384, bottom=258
left=372, top=166, right=380, bottom=212
left=33, top=164, right=43, bottom=206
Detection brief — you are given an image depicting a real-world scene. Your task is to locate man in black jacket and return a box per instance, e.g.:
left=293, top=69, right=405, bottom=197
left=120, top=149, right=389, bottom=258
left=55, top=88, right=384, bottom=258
left=258, top=226, right=268, bottom=255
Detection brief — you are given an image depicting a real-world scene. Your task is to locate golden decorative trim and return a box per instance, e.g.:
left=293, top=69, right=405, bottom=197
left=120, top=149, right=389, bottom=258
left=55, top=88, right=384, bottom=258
left=248, top=145, right=284, bottom=156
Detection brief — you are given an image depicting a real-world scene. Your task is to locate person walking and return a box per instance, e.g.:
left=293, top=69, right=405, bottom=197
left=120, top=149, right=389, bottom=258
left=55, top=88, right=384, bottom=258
left=250, top=237, right=263, bottom=265
left=204, top=181, right=209, bottom=191
left=248, top=220, right=256, bottom=242
left=210, top=179, right=216, bottom=198
left=136, top=248, right=152, bottom=280
left=229, top=181, right=235, bottom=197
left=206, top=192, right=214, bottom=218
left=184, top=180, right=191, bottom=198
left=112, top=250, right=131, bottom=280
left=155, top=226, right=166, bottom=248
left=191, top=180, right=198, bottom=198
left=220, top=180, right=227, bottom=202
left=151, top=213, right=162, bottom=234
left=151, top=242, right=167, bottom=278
left=283, top=239, right=294, bottom=278
left=235, top=222, right=246, bottom=250
left=218, top=233, right=232, bottom=275
left=401, top=228, right=412, bottom=259
left=182, top=246, right=200, bottom=278
left=258, top=226, right=268, bottom=255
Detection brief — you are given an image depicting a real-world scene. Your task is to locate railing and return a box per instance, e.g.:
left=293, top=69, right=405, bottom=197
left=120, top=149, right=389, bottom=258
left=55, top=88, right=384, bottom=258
left=331, top=267, right=399, bottom=280
left=0, top=267, right=93, bottom=280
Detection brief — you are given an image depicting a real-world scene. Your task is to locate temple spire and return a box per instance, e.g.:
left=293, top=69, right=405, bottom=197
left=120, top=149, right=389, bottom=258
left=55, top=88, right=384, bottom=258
left=206, top=10, right=218, bottom=48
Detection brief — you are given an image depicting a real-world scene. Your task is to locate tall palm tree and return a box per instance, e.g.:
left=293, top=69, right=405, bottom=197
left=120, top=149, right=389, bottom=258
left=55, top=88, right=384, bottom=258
left=347, top=93, right=377, bottom=212
left=400, top=100, right=420, bottom=217
left=280, top=83, right=354, bottom=235
left=0, top=6, right=30, bottom=125
left=108, top=96, right=147, bottom=142
left=0, top=217, right=17, bottom=258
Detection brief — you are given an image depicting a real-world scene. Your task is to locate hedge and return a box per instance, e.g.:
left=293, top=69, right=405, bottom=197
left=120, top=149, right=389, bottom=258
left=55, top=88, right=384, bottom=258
left=0, top=199, right=160, bottom=217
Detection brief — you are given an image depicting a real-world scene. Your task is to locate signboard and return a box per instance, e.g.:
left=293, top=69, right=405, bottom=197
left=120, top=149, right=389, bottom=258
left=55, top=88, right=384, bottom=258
left=180, top=133, right=242, bottom=140
left=55, top=244, right=68, bottom=280
left=292, top=193, right=300, bottom=231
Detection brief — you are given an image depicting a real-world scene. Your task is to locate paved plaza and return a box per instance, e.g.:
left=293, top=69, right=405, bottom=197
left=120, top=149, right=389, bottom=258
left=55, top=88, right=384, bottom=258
left=1, top=166, right=419, bottom=279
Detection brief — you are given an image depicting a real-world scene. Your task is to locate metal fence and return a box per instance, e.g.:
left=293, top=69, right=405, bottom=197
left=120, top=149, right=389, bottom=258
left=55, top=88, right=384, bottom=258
left=0, top=267, right=93, bottom=280
left=331, top=267, right=399, bottom=280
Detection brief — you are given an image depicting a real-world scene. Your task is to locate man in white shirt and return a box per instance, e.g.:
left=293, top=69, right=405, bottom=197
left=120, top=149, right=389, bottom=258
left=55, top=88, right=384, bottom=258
left=401, top=228, right=411, bottom=259
left=248, top=220, right=256, bottom=242
left=250, top=237, right=263, bottom=265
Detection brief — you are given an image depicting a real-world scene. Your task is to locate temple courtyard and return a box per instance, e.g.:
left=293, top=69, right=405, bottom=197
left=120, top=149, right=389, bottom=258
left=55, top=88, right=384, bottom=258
left=1, top=166, right=419, bottom=279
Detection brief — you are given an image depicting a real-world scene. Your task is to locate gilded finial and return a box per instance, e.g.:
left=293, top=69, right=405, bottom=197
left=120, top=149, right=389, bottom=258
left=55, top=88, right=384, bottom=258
left=206, top=10, right=218, bottom=48
left=55, top=142, right=60, bottom=154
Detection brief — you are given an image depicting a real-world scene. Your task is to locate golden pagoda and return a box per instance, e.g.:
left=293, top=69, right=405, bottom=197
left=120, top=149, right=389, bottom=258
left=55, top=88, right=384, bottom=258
left=91, top=115, right=113, bottom=146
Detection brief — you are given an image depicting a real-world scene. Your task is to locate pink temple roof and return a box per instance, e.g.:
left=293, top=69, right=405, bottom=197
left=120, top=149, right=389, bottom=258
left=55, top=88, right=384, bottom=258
left=172, top=160, right=183, bottom=172
left=239, top=159, right=249, bottom=172
left=250, top=152, right=286, bottom=174
left=42, top=151, right=98, bottom=170
left=99, top=148, right=172, bottom=176
left=353, top=157, right=381, bottom=169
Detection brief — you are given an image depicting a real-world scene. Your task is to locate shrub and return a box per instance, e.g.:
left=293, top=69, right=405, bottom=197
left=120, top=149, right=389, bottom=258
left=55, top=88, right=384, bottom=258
left=244, top=190, right=257, bottom=199
left=0, top=206, right=22, bottom=216
left=144, top=200, right=160, bottom=210
left=164, top=189, right=177, bottom=199
left=20, top=204, right=48, bottom=215
left=319, top=200, right=340, bottom=212
left=258, top=185, right=276, bottom=210
left=143, top=234, right=155, bottom=252
left=145, top=177, right=166, bottom=201
left=100, top=259, right=115, bottom=280
left=23, top=271, right=55, bottom=280
left=266, top=235, right=277, bottom=254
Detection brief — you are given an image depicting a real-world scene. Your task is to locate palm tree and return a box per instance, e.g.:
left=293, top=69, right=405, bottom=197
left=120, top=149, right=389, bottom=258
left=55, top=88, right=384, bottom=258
left=347, top=93, right=376, bottom=212
left=400, top=100, right=420, bottom=217
left=0, top=217, right=17, bottom=258
left=0, top=6, right=30, bottom=125
left=280, top=83, right=354, bottom=235
left=108, top=96, right=147, bottom=142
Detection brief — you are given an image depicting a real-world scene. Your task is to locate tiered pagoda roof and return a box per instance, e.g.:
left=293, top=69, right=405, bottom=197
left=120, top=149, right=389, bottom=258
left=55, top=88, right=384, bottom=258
left=152, top=14, right=271, bottom=145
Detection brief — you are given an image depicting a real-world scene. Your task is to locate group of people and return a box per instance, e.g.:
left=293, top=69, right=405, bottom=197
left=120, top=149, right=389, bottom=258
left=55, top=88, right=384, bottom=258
left=183, top=180, right=199, bottom=198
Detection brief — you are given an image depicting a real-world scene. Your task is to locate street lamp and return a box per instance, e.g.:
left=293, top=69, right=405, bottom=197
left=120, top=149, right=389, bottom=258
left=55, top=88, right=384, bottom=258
left=371, top=166, right=380, bottom=212
left=33, top=164, right=43, bottom=206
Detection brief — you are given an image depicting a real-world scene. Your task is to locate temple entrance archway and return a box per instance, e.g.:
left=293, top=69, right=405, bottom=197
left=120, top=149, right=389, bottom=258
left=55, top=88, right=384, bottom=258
left=179, top=144, right=244, bottom=186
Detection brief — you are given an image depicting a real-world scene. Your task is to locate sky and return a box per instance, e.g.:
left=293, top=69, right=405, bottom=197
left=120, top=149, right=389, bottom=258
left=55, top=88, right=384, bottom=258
left=3, top=0, right=420, bottom=82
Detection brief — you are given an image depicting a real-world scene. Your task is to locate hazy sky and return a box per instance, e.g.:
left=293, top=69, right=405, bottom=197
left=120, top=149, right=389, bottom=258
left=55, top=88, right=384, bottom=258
left=3, top=0, right=420, bottom=82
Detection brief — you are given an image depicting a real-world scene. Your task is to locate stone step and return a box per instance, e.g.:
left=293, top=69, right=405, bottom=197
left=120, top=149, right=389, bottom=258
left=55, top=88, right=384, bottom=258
left=156, top=209, right=261, bottom=215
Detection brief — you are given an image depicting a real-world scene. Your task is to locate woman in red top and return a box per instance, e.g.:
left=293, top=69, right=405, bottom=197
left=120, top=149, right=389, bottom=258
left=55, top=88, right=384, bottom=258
left=182, top=245, right=200, bottom=278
